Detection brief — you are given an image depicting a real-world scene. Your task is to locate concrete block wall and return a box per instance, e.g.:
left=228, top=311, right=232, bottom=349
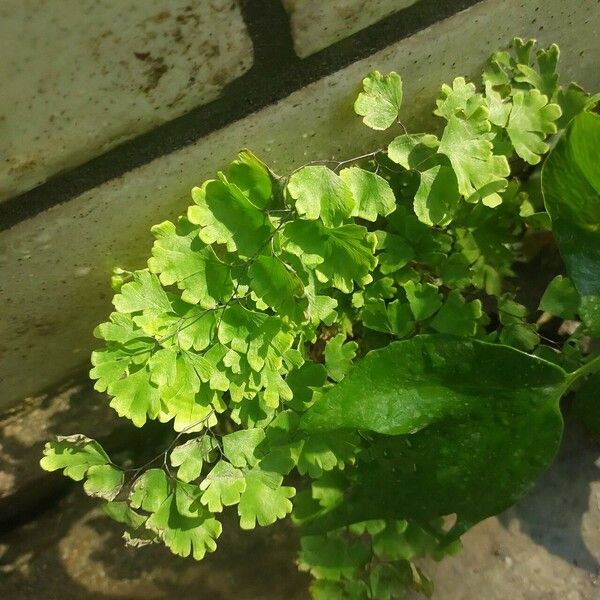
left=1, top=0, right=599, bottom=412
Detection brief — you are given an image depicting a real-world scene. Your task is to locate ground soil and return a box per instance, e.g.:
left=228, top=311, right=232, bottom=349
left=0, top=419, right=597, bottom=600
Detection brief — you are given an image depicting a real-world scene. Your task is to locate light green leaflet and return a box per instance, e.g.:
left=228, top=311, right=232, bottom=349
left=354, top=71, right=403, bottom=130
left=148, top=219, right=233, bottom=307
left=188, top=178, right=273, bottom=257
left=287, top=166, right=354, bottom=227
left=506, top=89, right=561, bottom=164
left=438, top=112, right=509, bottom=207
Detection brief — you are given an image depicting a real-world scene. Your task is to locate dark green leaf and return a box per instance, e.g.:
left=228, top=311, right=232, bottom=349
left=572, top=371, right=600, bottom=441
left=300, top=336, right=566, bottom=534
left=403, top=281, right=442, bottom=321
left=430, top=291, right=482, bottom=336
left=542, top=111, right=600, bottom=334
left=298, top=533, right=370, bottom=581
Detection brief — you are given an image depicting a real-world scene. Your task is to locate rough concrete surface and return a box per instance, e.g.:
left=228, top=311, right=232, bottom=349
left=0, top=419, right=597, bottom=599
left=282, top=0, right=419, bottom=57
left=3, top=0, right=598, bottom=412
left=0, top=0, right=252, bottom=200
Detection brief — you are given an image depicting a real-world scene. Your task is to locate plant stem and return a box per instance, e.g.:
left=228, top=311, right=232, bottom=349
left=565, top=353, right=600, bottom=388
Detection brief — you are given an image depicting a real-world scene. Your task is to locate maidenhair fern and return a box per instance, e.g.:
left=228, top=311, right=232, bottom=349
left=42, top=39, right=600, bottom=599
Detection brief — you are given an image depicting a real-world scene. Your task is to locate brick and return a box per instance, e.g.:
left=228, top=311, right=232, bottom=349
left=282, top=0, right=419, bottom=57
left=0, top=0, right=252, bottom=201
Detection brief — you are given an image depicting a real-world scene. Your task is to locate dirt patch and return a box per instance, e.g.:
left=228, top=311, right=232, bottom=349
left=0, top=420, right=597, bottom=599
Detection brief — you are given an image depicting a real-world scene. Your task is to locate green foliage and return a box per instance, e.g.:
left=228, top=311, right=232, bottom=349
left=148, top=219, right=233, bottom=307
left=571, top=371, right=600, bottom=441
left=42, top=39, right=600, bottom=600
left=542, top=111, right=600, bottom=334
left=539, top=275, right=580, bottom=320
left=354, top=71, right=403, bottom=130
left=299, top=336, right=565, bottom=534
left=41, top=435, right=123, bottom=501
left=288, top=166, right=355, bottom=227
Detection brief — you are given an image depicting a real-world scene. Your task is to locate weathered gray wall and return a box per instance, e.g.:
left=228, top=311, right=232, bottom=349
left=1, top=0, right=599, bottom=411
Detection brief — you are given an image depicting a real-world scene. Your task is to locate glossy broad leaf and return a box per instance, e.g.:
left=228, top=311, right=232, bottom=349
left=300, top=336, right=566, bottom=535
left=542, top=111, right=600, bottom=334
